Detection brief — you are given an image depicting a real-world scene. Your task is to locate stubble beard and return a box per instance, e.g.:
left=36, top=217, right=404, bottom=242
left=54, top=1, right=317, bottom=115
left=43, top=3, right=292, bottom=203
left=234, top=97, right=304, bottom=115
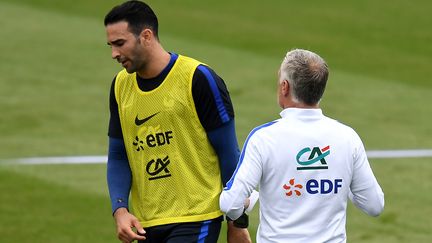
left=125, top=43, right=148, bottom=74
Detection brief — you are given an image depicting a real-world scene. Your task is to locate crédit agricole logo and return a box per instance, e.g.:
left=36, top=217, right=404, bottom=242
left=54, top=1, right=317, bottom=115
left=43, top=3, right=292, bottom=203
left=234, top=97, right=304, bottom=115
left=284, top=145, right=343, bottom=197
left=296, top=145, right=330, bottom=170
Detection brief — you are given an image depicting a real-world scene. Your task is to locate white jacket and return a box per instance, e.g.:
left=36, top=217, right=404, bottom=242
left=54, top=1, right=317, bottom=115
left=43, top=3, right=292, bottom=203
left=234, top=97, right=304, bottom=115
left=220, top=108, right=384, bottom=243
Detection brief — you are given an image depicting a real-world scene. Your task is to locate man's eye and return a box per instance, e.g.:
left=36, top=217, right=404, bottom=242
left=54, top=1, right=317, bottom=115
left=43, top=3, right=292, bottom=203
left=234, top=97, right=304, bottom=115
left=111, top=41, right=125, bottom=47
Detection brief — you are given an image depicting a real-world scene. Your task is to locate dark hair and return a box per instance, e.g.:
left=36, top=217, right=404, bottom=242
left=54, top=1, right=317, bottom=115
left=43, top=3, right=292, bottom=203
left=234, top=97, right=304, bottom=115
left=104, top=1, right=159, bottom=39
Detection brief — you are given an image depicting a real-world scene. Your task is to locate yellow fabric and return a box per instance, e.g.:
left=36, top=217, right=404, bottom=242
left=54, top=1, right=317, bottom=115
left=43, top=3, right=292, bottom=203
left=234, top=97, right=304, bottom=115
left=114, top=55, right=223, bottom=227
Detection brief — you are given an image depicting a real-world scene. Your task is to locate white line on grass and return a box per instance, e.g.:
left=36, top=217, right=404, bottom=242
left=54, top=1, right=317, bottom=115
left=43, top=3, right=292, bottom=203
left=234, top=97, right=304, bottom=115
left=1, top=156, right=107, bottom=165
left=366, top=149, right=432, bottom=158
left=1, top=149, right=432, bottom=165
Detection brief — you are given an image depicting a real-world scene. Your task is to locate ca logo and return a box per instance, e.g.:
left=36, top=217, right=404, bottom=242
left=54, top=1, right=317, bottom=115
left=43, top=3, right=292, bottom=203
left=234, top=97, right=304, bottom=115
left=296, top=146, right=330, bottom=170
left=146, top=156, right=171, bottom=180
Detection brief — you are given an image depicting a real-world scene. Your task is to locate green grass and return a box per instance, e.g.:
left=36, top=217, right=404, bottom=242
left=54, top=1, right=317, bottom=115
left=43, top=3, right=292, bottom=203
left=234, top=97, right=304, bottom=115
left=347, top=158, right=432, bottom=242
left=5, top=0, right=431, bottom=87
left=0, top=0, right=431, bottom=242
left=1, top=159, right=431, bottom=242
left=0, top=165, right=114, bottom=243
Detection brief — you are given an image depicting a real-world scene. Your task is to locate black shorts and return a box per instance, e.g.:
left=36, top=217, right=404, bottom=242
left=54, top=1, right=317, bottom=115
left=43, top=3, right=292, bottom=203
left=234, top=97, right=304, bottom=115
left=139, top=216, right=223, bottom=243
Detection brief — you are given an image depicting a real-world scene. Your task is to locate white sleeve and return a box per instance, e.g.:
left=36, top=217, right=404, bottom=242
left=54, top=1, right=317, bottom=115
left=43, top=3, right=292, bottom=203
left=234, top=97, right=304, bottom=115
left=219, top=134, right=262, bottom=220
left=350, top=134, right=385, bottom=216
left=245, top=190, right=260, bottom=213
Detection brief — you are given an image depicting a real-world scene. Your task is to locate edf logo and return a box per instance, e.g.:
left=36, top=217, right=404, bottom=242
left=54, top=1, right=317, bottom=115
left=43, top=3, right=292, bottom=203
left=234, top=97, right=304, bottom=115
left=283, top=178, right=343, bottom=196
left=306, top=179, right=343, bottom=194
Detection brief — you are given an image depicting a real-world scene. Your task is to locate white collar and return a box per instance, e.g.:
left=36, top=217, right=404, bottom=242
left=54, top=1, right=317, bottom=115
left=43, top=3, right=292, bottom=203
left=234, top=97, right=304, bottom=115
left=279, top=108, right=324, bottom=120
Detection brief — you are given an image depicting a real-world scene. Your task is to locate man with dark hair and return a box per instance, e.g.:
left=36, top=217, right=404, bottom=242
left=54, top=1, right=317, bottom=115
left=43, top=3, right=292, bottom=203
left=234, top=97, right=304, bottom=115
left=220, top=49, right=384, bottom=242
left=104, top=1, right=251, bottom=242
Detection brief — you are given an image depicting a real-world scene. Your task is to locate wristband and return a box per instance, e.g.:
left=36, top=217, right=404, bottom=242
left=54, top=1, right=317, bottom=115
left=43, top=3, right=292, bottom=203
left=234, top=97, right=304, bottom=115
left=226, top=213, right=249, bottom=228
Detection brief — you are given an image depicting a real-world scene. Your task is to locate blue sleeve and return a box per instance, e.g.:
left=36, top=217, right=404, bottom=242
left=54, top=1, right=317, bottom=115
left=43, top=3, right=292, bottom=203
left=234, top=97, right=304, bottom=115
left=207, top=119, right=240, bottom=186
left=107, top=137, right=131, bottom=214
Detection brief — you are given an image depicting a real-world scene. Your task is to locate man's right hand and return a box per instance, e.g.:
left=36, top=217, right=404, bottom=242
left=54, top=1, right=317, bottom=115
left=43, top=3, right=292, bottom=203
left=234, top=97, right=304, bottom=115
left=113, top=208, right=146, bottom=243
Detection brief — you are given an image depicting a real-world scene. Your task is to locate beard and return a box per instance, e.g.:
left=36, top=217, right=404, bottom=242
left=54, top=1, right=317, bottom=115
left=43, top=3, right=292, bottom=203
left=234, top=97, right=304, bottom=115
left=118, top=53, right=146, bottom=74
left=123, top=60, right=137, bottom=74
left=123, top=44, right=147, bottom=74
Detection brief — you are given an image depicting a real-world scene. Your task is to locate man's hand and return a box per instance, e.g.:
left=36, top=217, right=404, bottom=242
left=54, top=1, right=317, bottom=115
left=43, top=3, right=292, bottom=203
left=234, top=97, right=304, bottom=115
left=227, top=221, right=252, bottom=243
left=113, top=208, right=146, bottom=243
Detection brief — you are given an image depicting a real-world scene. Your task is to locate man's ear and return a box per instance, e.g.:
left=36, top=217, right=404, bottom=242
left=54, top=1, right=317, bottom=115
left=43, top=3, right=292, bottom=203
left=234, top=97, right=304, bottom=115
left=281, top=80, right=290, bottom=97
left=140, top=28, right=153, bottom=45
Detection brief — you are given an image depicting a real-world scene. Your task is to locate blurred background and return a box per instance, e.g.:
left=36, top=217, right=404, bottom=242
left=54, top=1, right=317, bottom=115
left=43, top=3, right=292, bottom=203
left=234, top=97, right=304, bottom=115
left=0, top=0, right=431, bottom=242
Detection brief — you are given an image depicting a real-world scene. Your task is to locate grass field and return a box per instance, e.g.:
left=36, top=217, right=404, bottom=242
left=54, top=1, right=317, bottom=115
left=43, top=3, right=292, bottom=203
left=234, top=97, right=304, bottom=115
left=0, top=0, right=431, bottom=242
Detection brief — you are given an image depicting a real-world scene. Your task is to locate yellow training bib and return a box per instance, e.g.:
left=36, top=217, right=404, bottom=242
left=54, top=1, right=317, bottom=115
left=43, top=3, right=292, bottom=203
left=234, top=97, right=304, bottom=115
left=114, top=55, right=223, bottom=227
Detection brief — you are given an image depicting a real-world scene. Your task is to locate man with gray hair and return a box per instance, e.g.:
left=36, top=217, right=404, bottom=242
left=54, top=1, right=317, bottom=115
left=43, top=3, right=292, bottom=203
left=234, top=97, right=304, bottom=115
left=220, top=49, right=384, bottom=242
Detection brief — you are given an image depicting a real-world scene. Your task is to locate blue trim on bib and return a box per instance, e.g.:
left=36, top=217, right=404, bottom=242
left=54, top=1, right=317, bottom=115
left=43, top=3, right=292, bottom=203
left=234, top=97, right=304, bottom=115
left=197, top=65, right=230, bottom=123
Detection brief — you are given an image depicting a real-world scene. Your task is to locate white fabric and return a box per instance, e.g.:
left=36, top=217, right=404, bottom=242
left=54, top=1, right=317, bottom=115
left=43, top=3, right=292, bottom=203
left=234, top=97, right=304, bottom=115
left=220, top=108, right=384, bottom=243
left=245, top=190, right=260, bottom=213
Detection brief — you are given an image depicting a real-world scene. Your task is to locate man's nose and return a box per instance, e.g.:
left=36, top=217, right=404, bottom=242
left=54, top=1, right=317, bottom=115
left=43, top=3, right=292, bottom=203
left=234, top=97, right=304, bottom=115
left=111, top=47, right=120, bottom=59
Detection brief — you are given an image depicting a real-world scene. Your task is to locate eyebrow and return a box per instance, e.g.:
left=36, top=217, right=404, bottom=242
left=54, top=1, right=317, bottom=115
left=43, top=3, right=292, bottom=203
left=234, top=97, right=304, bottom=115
left=107, top=39, right=124, bottom=46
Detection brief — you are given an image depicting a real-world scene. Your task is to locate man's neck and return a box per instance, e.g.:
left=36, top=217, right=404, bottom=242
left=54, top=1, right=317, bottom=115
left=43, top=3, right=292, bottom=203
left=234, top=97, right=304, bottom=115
left=137, top=46, right=171, bottom=79
left=282, top=101, right=319, bottom=109
left=293, top=103, right=319, bottom=109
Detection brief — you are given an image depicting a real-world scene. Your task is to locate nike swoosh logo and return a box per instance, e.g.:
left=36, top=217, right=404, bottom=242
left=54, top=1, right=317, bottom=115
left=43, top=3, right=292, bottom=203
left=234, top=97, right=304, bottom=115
left=135, top=112, right=160, bottom=126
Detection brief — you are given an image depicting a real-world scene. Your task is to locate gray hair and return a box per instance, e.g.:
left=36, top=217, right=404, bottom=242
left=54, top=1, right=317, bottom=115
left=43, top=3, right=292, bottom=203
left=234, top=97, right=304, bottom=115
left=279, top=49, right=329, bottom=105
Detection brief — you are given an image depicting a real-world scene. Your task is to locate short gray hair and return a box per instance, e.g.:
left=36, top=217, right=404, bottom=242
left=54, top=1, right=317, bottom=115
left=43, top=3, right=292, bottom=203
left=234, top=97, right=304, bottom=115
left=279, top=49, right=329, bottom=105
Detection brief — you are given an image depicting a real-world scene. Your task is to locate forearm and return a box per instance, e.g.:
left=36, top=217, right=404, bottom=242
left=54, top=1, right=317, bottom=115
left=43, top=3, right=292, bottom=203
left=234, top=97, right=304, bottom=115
left=220, top=185, right=250, bottom=220
left=220, top=134, right=262, bottom=220
left=227, top=221, right=252, bottom=243
left=107, top=137, right=132, bottom=214
left=351, top=142, right=385, bottom=216
left=220, top=168, right=256, bottom=220
left=350, top=180, right=384, bottom=216
left=207, top=119, right=240, bottom=186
